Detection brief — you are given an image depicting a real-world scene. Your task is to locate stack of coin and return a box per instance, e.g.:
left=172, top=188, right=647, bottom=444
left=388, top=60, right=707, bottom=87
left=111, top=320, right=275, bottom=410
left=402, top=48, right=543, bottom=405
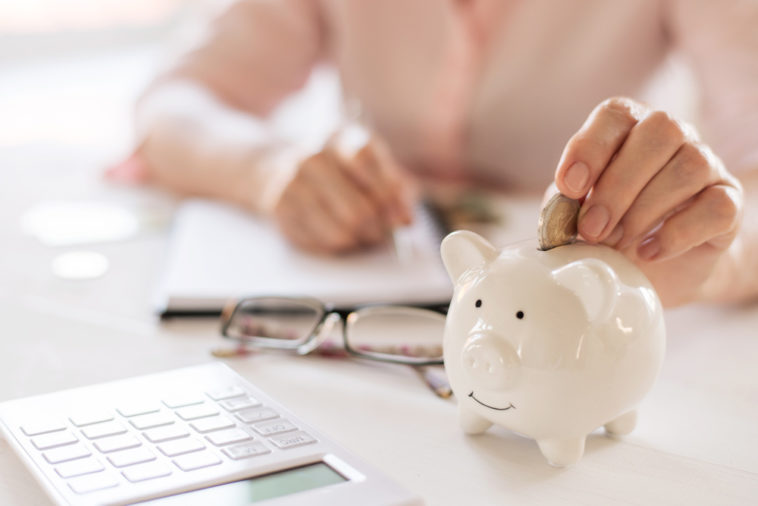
left=537, top=193, right=581, bottom=251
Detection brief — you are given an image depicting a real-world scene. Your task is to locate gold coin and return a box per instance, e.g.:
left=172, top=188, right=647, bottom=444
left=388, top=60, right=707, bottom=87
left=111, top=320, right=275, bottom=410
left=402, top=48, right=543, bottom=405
left=538, top=193, right=581, bottom=251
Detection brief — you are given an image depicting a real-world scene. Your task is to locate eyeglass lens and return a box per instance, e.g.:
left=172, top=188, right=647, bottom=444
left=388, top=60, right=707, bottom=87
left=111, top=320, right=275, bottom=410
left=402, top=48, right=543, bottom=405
left=225, top=297, right=324, bottom=347
left=345, top=306, right=445, bottom=363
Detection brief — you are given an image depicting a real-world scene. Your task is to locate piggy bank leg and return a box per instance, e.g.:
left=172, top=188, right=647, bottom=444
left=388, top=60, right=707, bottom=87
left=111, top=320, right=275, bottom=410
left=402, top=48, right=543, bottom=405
left=536, top=437, right=586, bottom=467
left=604, top=410, right=637, bottom=436
left=459, top=406, right=492, bottom=434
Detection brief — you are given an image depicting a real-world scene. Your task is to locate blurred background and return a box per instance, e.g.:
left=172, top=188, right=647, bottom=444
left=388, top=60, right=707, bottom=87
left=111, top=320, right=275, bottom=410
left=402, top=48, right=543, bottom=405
left=0, top=0, right=698, bottom=169
left=0, top=0, right=343, bottom=188
left=0, top=0, right=342, bottom=322
left=0, top=0, right=201, bottom=322
left=0, top=0, right=195, bottom=155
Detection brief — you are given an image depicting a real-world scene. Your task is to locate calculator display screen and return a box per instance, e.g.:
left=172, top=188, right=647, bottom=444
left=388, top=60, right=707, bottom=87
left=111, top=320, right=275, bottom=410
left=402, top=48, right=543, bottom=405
left=138, top=462, right=347, bottom=505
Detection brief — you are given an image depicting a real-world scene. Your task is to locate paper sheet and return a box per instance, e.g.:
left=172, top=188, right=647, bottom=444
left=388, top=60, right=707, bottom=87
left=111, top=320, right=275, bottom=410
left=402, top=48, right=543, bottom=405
left=154, top=199, right=452, bottom=315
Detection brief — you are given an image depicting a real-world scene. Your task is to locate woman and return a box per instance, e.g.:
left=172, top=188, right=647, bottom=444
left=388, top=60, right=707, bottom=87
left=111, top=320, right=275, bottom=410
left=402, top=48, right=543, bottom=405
left=125, top=0, right=758, bottom=307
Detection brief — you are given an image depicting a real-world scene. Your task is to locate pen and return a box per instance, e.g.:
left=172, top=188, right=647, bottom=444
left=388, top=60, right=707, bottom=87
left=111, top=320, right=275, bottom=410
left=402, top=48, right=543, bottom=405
left=391, top=225, right=414, bottom=264
left=414, top=366, right=453, bottom=399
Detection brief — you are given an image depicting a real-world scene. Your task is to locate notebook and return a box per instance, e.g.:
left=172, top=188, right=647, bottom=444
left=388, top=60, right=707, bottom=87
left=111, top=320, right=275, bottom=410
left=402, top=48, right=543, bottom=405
left=154, top=199, right=452, bottom=317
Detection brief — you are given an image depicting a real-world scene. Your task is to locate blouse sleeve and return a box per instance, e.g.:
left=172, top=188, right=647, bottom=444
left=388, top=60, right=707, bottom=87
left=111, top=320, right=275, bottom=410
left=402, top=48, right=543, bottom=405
left=667, top=0, right=758, bottom=172
left=169, top=0, right=326, bottom=117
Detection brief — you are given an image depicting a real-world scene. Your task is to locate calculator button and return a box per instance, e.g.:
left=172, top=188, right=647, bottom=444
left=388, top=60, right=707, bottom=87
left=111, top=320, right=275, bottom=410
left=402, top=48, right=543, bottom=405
left=173, top=451, right=222, bottom=471
left=129, top=412, right=175, bottom=430
left=206, top=428, right=252, bottom=447
left=20, top=420, right=66, bottom=437
left=68, top=472, right=119, bottom=494
left=107, top=447, right=156, bottom=468
left=175, top=404, right=219, bottom=421
left=162, top=394, right=205, bottom=409
left=253, top=419, right=297, bottom=436
left=222, top=442, right=271, bottom=460
left=143, top=424, right=190, bottom=443
left=206, top=385, right=246, bottom=401
left=122, top=461, right=173, bottom=483
left=218, top=396, right=261, bottom=412
left=117, top=403, right=161, bottom=418
left=32, top=430, right=78, bottom=450
left=268, top=431, right=317, bottom=449
left=82, top=421, right=127, bottom=440
left=56, top=458, right=105, bottom=479
left=43, top=443, right=92, bottom=464
left=190, top=416, right=236, bottom=434
left=236, top=407, right=278, bottom=424
left=94, top=434, right=142, bottom=453
left=158, top=438, right=206, bottom=457
left=69, top=411, right=114, bottom=427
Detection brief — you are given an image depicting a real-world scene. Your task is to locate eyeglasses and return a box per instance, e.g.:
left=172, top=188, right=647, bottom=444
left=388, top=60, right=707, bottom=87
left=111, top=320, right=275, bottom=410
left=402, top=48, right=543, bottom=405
left=220, top=296, right=447, bottom=366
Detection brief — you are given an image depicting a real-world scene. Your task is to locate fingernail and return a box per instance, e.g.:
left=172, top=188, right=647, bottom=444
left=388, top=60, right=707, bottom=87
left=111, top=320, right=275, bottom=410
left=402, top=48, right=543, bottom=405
left=604, top=224, right=624, bottom=247
left=564, top=161, right=590, bottom=195
left=637, top=236, right=661, bottom=261
left=105, top=155, right=149, bottom=183
left=579, top=205, right=609, bottom=240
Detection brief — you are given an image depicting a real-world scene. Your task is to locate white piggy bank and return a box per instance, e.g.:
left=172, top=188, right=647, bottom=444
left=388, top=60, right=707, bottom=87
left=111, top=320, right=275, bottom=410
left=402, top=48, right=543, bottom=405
left=441, top=230, right=665, bottom=466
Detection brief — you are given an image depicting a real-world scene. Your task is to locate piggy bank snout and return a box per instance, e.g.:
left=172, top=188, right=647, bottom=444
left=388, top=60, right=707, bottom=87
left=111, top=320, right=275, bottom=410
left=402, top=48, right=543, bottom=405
left=461, top=333, right=520, bottom=390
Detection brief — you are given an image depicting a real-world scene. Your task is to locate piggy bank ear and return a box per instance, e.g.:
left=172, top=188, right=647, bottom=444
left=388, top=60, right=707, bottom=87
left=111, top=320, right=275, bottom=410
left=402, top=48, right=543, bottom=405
left=440, top=230, right=498, bottom=283
left=551, top=259, right=619, bottom=323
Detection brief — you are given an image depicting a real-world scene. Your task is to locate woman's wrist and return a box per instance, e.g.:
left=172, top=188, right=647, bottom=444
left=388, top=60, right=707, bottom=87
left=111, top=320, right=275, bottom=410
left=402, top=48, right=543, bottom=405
left=238, top=141, right=310, bottom=215
left=698, top=237, right=744, bottom=304
left=699, top=169, right=758, bottom=305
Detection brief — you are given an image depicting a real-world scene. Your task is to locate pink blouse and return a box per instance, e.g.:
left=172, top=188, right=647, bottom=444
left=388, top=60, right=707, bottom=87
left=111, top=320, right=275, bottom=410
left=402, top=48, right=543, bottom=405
left=173, top=0, right=758, bottom=190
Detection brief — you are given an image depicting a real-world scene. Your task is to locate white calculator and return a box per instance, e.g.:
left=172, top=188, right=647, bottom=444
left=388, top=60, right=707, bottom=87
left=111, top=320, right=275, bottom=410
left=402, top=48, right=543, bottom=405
left=0, top=363, right=421, bottom=506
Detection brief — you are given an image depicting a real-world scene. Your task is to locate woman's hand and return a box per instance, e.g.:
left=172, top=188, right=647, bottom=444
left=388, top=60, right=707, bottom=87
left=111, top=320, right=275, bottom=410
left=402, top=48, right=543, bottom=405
left=553, top=97, right=744, bottom=306
left=270, top=124, right=415, bottom=254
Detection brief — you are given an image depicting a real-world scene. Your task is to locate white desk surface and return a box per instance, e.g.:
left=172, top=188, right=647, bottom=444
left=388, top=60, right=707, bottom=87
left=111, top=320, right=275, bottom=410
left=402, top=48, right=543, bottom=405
left=1, top=49, right=757, bottom=506
left=1, top=152, right=757, bottom=506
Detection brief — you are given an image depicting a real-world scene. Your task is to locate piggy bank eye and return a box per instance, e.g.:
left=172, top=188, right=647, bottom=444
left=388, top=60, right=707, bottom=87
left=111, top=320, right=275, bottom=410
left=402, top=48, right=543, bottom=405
left=516, top=311, right=524, bottom=319
left=475, top=299, right=482, bottom=308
